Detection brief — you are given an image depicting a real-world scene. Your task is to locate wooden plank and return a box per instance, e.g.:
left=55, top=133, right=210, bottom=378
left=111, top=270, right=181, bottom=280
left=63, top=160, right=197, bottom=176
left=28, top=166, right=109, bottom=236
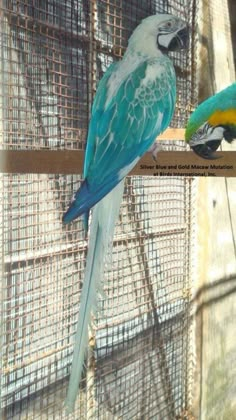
left=0, top=150, right=84, bottom=175
left=194, top=1, right=236, bottom=417
left=133, top=151, right=236, bottom=177
left=0, top=149, right=236, bottom=177
left=156, top=128, right=185, bottom=140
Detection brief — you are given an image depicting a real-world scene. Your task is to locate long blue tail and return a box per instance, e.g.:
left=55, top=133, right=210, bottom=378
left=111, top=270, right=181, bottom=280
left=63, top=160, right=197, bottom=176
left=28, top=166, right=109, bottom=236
left=64, top=180, right=125, bottom=413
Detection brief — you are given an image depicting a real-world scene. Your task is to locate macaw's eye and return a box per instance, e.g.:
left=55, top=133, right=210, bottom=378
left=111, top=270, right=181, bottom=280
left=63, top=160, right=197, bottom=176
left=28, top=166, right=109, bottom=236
left=197, top=128, right=204, bottom=136
left=165, top=20, right=173, bottom=29
left=160, top=20, right=174, bottom=32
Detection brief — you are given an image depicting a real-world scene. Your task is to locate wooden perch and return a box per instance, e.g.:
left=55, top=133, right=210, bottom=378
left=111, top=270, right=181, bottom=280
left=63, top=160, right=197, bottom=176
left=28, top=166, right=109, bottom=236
left=0, top=129, right=235, bottom=177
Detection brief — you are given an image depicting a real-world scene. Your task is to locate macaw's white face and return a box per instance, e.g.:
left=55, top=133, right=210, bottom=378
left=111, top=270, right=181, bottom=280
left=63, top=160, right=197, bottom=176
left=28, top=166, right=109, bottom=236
left=189, top=122, right=224, bottom=159
left=127, top=14, right=189, bottom=57
left=157, top=16, right=189, bottom=52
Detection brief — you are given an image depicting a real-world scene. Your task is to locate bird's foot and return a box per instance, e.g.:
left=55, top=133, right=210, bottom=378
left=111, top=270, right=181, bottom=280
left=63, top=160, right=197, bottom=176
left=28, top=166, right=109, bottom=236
left=148, top=141, right=162, bottom=161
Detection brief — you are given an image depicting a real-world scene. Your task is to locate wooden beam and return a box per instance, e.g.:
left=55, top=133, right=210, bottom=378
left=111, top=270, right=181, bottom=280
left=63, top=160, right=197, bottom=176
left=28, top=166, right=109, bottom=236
left=156, top=128, right=185, bottom=140
left=133, top=151, right=236, bottom=177
left=0, top=149, right=236, bottom=177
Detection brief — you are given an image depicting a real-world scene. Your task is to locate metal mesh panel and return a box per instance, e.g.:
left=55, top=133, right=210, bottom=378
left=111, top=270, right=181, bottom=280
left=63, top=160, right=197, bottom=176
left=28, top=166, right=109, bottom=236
left=0, top=1, right=197, bottom=419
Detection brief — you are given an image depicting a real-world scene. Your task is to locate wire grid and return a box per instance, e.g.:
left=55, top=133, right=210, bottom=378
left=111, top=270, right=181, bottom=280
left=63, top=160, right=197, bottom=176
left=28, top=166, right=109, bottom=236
left=0, top=0, right=197, bottom=419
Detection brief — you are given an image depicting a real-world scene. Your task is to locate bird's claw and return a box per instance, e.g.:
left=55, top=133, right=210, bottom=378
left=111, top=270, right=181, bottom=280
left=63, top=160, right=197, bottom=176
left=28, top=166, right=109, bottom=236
left=148, top=141, right=162, bottom=161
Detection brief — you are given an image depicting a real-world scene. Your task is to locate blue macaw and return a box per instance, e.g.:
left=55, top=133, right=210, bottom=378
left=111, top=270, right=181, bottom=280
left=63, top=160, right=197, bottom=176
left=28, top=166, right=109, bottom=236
left=185, top=83, right=236, bottom=158
left=63, top=13, right=189, bottom=412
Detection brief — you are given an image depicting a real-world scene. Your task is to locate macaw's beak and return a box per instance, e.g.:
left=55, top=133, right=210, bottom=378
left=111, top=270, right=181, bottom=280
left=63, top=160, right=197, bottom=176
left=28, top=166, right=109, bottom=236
left=191, top=140, right=222, bottom=160
left=169, top=26, right=190, bottom=51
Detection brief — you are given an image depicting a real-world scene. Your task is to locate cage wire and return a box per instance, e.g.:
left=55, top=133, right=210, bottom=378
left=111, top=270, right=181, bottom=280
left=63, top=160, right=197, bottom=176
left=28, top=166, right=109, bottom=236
left=0, top=0, right=198, bottom=419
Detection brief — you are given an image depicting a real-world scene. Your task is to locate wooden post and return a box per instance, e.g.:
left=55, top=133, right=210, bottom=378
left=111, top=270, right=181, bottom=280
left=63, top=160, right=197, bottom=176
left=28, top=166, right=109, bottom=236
left=194, top=1, right=236, bottom=418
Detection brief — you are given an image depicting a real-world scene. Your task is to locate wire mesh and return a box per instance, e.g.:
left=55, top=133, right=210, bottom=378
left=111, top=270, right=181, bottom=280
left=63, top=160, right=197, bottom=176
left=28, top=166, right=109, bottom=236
left=0, top=1, right=198, bottom=419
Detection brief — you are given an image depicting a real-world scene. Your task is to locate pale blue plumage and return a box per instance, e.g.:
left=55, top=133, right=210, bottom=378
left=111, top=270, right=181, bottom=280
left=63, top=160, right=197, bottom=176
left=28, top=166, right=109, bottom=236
left=63, top=13, right=189, bottom=413
left=63, top=57, right=176, bottom=223
left=65, top=181, right=124, bottom=413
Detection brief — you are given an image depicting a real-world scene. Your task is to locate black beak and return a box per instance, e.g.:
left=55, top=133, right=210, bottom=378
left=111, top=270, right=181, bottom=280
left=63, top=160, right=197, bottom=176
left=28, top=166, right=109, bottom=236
left=191, top=140, right=222, bottom=160
left=223, top=127, right=235, bottom=143
left=168, top=26, right=190, bottom=51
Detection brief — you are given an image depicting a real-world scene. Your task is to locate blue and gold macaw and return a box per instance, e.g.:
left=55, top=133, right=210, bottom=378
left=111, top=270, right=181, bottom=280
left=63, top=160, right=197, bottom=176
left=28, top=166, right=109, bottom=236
left=185, top=83, right=236, bottom=158
left=63, top=14, right=189, bottom=412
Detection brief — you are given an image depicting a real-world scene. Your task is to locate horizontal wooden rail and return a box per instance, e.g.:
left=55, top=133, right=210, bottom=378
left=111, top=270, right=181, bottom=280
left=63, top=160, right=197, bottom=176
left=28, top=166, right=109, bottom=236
left=0, top=149, right=236, bottom=177
left=153, top=128, right=185, bottom=140
left=0, top=127, right=235, bottom=177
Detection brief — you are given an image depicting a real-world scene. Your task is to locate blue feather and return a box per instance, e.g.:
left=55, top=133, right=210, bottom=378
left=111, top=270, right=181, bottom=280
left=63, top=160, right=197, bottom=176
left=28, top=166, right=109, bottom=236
left=63, top=13, right=188, bottom=413
left=63, top=54, right=176, bottom=413
left=63, top=58, right=176, bottom=226
left=185, top=83, right=236, bottom=142
left=63, top=177, right=122, bottom=224
left=64, top=182, right=125, bottom=413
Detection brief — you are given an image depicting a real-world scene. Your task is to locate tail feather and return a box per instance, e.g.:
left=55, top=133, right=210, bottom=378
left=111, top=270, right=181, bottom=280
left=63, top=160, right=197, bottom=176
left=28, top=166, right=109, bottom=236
left=62, top=177, right=121, bottom=224
left=64, top=180, right=125, bottom=413
left=62, top=180, right=91, bottom=224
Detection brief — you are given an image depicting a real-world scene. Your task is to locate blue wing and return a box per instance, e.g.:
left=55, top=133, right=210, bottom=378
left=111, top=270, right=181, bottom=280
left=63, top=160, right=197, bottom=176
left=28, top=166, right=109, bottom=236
left=83, top=61, right=119, bottom=178
left=63, top=56, right=176, bottom=224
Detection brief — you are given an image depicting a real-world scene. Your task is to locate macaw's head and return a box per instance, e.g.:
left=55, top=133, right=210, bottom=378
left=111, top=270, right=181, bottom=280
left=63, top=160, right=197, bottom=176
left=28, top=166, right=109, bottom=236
left=186, top=122, right=225, bottom=160
left=185, top=84, right=236, bottom=159
left=128, top=14, right=189, bottom=56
